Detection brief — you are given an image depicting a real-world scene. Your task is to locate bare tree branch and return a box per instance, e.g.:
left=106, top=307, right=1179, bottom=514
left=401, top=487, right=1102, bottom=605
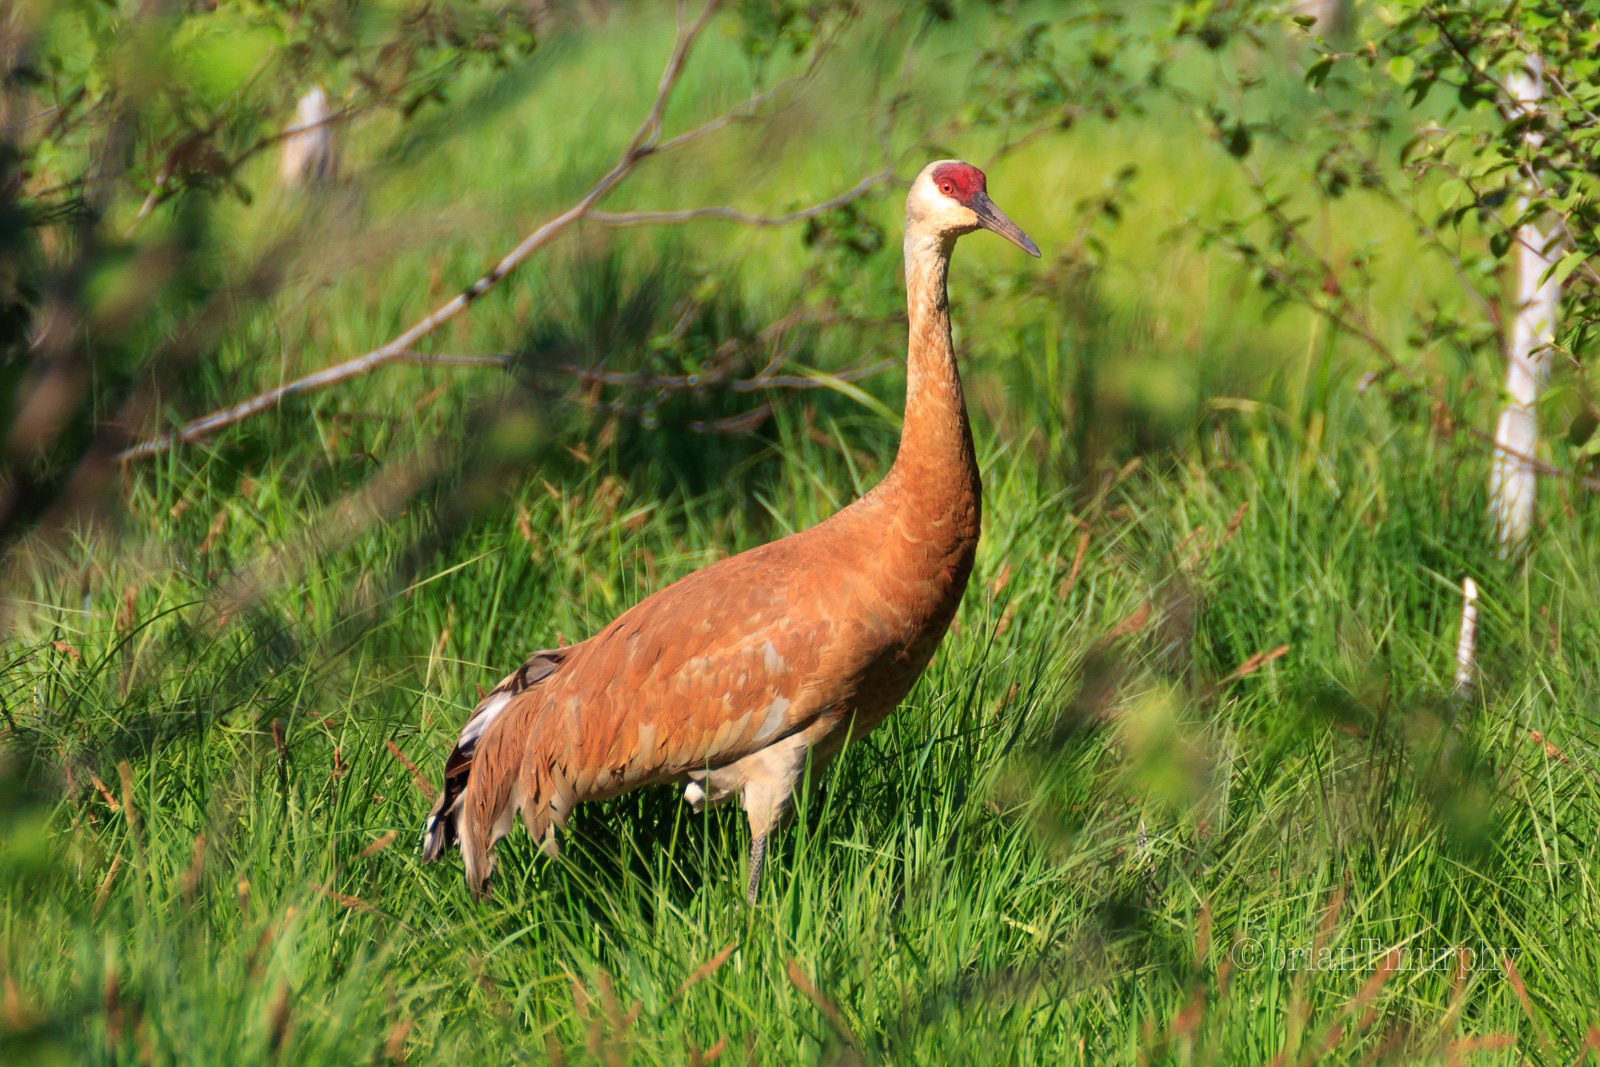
left=733, top=359, right=896, bottom=391
left=561, top=357, right=895, bottom=395
left=116, top=0, right=904, bottom=463
left=649, top=70, right=815, bottom=156
left=691, top=405, right=772, bottom=435
left=396, top=352, right=513, bottom=368
left=118, top=0, right=727, bottom=463
left=589, top=170, right=891, bottom=228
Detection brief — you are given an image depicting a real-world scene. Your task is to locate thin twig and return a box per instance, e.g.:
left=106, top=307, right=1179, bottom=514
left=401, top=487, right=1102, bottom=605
left=561, top=357, right=894, bottom=395
left=118, top=1, right=726, bottom=463
left=129, top=84, right=427, bottom=223
left=116, top=38, right=893, bottom=460
left=396, top=351, right=513, bottom=368
left=1465, top=425, right=1600, bottom=493
left=733, top=359, right=896, bottom=391
left=691, top=404, right=771, bottom=434
left=589, top=170, right=891, bottom=228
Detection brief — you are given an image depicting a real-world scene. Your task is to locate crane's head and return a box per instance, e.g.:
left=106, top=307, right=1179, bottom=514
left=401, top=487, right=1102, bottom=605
left=906, top=159, right=1040, bottom=257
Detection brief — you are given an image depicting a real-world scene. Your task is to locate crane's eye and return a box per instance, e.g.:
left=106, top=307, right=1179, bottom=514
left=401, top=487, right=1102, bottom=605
left=939, top=181, right=953, bottom=194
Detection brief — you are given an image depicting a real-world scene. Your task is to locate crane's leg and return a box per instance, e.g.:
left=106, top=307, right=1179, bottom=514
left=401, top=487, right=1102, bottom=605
left=746, top=828, right=769, bottom=905
left=696, top=731, right=813, bottom=904
left=743, top=792, right=791, bottom=904
left=737, top=737, right=808, bottom=905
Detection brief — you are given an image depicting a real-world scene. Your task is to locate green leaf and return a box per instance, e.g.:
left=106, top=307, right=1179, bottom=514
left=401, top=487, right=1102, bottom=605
left=1305, top=57, right=1335, bottom=88
left=1568, top=408, right=1598, bottom=448
left=1387, top=56, right=1414, bottom=85
left=1543, top=249, right=1587, bottom=289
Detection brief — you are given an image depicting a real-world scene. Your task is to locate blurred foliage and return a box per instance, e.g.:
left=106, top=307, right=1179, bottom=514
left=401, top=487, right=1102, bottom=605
left=1163, top=0, right=1600, bottom=469
left=12, top=0, right=543, bottom=221
left=0, top=0, right=551, bottom=540
left=6, top=0, right=1600, bottom=1063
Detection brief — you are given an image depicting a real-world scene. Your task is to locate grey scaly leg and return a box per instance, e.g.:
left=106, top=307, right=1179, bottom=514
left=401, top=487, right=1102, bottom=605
left=746, top=830, right=768, bottom=905
left=734, top=731, right=810, bottom=905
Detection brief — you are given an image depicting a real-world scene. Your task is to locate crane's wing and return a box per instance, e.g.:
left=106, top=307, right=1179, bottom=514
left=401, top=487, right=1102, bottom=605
left=423, top=528, right=897, bottom=889
left=541, top=541, right=876, bottom=795
left=420, top=647, right=569, bottom=861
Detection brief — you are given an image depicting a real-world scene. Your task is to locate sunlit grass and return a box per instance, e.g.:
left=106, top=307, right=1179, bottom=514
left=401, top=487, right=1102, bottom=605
left=5, top=5, right=1600, bottom=1066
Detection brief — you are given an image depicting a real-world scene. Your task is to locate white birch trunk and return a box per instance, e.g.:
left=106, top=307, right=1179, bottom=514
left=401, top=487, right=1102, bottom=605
left=1488, top=60, right=1560, bottom=546
left=1454, top=577, right=1478, bottom=695
left=1294, top=0, right=1344, bottom=33
left=279, top=86, right=337, bottom=188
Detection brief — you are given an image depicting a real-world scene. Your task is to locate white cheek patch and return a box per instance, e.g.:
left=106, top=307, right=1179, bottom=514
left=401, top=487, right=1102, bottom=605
left=908, top=177, right=944, bottom=217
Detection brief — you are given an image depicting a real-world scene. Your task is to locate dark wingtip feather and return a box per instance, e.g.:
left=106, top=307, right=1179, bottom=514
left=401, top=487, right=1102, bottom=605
left=419, top=758, right=468, bottom=862
left=420, top=815, right=444, bottom=863
left=419, top=646, right=569, bottom=878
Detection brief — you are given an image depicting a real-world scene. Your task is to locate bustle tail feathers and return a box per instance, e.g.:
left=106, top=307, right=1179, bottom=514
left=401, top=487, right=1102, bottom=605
left=419, top=648, right=568, bottom=889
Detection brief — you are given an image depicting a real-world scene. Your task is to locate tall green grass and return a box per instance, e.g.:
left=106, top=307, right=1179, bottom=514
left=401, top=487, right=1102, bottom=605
left=6, top=5, right=1600, bottom=1065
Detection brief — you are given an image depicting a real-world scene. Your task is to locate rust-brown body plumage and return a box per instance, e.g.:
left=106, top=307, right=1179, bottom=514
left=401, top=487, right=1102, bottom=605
left=421, top=159, right=1038, bottom=900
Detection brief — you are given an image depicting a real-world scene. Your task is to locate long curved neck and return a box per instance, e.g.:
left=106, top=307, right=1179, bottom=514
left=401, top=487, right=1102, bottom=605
left=890, top=226, right=979, bottom=498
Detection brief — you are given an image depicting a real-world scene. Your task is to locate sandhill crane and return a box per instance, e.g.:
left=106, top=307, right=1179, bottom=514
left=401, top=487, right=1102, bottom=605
left=421, top=160, right=1040, bottom=902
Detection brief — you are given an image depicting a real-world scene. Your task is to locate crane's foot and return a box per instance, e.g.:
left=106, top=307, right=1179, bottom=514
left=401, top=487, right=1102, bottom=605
left=746, top=832, right=768, bottom=905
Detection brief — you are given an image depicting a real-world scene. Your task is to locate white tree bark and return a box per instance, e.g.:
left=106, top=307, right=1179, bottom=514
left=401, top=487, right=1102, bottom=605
left=279, top=86, right=337, bottom=188
left=1488, top=60, right=1560, bottom=547
left=1294, top=0, right=1344, bottom=33
left=1454, top=577, right=1478, bottom=695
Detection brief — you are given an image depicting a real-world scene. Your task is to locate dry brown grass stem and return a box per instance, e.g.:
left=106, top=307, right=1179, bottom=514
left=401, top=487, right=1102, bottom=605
left=687, top=1036, right=728, bottom=1066
left=117, top=760, right=137, bottom=832
left=674, top=942, right=738, bottom=1000
left=1059, top=531, right=1089, bottom=598
left=1501, top=956, right=1551, bottom=1062
left=181, top=833, right=207, bottom=897
left=385, top=740, right=437, bottom=802
left=306, top=882, right=409, bottom=931
left=266, top=980, right=292, bottom=1054
left=92, top=855, right=123, bottom=917
left=383, top=1018, right=413, bottom=1063
left=784, top=959, right=858, bottom=1049
left=1204, top=644, right=1291, bottom=697
left=89, top=773, right=120, bottom=813
left=1108, top=602, right=1151, bottom=639
left=359, top=830, right=399, bottom=859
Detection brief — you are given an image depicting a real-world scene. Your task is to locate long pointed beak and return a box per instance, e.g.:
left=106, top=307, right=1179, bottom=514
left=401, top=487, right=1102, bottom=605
left=972, top=192, right=1040, bottom=258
